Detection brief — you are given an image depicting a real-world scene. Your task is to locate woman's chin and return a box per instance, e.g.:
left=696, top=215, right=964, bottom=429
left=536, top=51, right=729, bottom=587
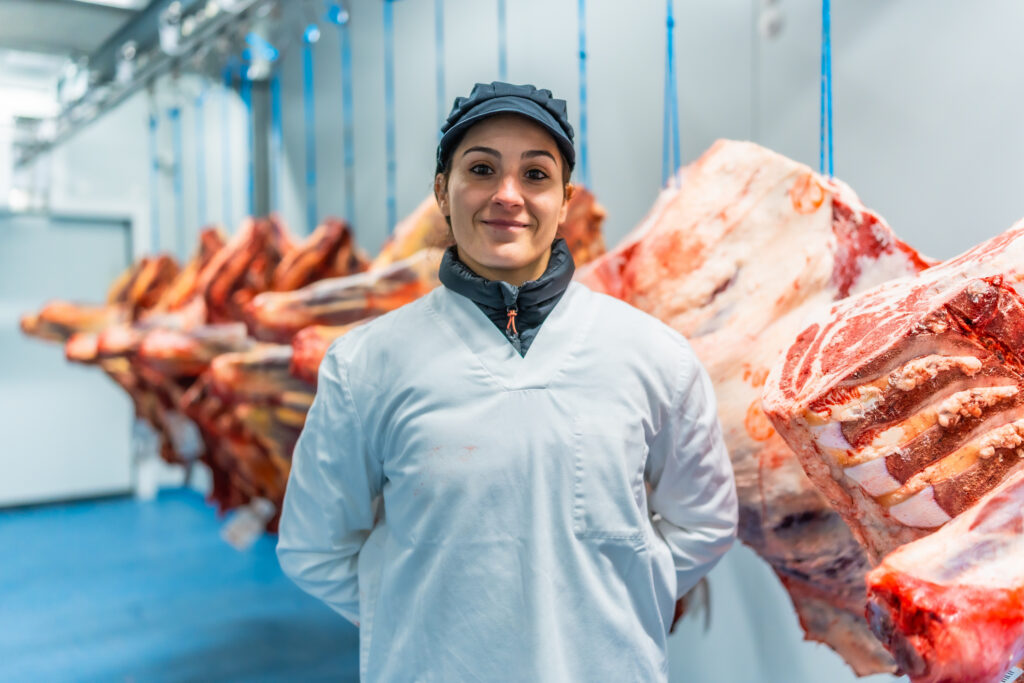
left=476, top=249, right=537, bottom=270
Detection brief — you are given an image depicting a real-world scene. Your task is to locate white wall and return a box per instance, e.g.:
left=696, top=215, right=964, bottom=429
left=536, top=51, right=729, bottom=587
left=0, top=212, right=135, bottom=506
left=274, top=0, right=754, bottom=253
left=42, top=72, right=251, bottom=259
left=755, top=0, right=1024, bottom=261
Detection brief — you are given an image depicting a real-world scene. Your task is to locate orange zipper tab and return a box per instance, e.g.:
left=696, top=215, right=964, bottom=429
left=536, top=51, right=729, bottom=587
left=505, top=307, right=518, bottom=335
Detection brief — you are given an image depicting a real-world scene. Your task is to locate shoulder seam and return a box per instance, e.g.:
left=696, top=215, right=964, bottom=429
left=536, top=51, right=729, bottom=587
left=330, top=352, right=378, bottom=464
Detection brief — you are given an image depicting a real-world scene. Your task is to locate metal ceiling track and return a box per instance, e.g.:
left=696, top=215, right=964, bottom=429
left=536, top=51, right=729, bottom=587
left=16, top=0, right=276, bottom=168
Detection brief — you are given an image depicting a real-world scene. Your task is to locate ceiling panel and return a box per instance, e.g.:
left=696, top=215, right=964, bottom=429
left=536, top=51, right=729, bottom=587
left=0, top=0, right=137, bottom=56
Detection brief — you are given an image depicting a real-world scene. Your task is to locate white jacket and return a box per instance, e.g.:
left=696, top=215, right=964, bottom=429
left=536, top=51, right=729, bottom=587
left=277, top=282, right=738, bottom=682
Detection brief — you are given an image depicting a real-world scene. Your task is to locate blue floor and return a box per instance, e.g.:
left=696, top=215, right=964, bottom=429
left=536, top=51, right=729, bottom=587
left=0, top=488, right=359, bottom=683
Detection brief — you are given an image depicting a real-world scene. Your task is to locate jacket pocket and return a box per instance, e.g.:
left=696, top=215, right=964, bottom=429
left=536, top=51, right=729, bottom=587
left=572, top=416, right=648, bottom=542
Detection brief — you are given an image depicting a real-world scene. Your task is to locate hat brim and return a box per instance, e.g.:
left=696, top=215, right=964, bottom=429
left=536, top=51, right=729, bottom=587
left=437, top=96, right=575, bottom=174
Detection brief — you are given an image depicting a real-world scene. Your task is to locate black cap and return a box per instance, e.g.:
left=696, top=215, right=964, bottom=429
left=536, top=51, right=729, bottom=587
left=435, top=81, right=575, bottom=175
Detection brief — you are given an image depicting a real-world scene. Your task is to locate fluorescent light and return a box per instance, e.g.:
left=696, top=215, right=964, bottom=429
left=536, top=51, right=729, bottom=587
left=0, top=86, right=60, bottom=120
left=8, top=188, right=30, bottom=212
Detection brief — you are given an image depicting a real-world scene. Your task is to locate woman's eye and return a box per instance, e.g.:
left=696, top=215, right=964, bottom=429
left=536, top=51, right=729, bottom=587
left=469, top=164, right=493, bottom=175
left=525, top=168, right=549, bottom=181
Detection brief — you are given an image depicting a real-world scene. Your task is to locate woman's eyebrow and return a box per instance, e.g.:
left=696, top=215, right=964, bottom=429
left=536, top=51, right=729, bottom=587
left=522, top=150, right=556, bottom=163
left=462, top=146, right=500, bottom=158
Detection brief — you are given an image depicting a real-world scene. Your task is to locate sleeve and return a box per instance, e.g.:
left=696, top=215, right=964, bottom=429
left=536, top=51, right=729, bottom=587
left=276, top=346, right=383, bottom=626
left=645, top=343, right=739, bottom=599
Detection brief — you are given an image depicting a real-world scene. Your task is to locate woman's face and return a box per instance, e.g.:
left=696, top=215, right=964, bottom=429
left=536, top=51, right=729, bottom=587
left=435, top=114, right=570, bottom=286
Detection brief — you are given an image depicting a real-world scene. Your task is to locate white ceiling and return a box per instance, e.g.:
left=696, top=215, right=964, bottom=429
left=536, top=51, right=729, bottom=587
left=0, top=0, right=146, bottom=122
left=0, top=0, right=140, bottom=56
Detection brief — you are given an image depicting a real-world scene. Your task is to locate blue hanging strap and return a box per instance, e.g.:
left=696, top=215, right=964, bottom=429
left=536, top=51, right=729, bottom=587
left=662, top=0, right=681, bottom=187
left=341, top=19, right=355, bottom=224
left=194, top=87, right=207, bottom=228
left=303, top=23, right=320, bottom=234
left=240, top=74, right=254, bottom=217
left=328, top=1, right=356, bottom=225
left=670, top=22, right=681, bottom=175
left=221, top=67, right=234, bottom=231
left=577, top=0, right=590, bottom=188
left=819, top=0, right=834, bottom=177
left=435, top=0, right=446, bottom=137
left=169, top=106, right=186, bottom=260
left=383, top=0, right=398, bottom=231
left=497, top=0, right=508, bottom=80
left=148, top=109, right=161, bottom=253
left=270, top=73, right=283, bottom=213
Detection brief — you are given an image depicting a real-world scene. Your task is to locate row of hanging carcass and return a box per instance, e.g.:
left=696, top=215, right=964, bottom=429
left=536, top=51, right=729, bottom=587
left=21, top=139, right=1024, bottom=682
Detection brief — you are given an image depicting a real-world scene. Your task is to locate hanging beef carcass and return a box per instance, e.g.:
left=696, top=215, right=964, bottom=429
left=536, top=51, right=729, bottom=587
left=209, top=344, right=313, bottom=405
left=762, top=221, right=1024, bottom=562
left=761, top=221, right=1024, bottom=680
left=129, top=218, right=364, bottom=475
left=25, top=228, right=225, bottom=350
left=21, top=302, right=130, bottom=343
left=371, top=196, right=452, bottom=270
left=179, top=368, right=299, bottom=523
left=148, top=228, right=228, bottom=313
left=244, top=248, right=446, bottom=344
left=864, top=468, right=1024, bottom=683
left=289, top=320, right=374, bottom=385
left=130, top=216, right=365, bottom=500
left=576, top=139, right=934, bottom=675
left=269, top=217, right=371, bottom=291
left=19, top=252, right=184, bottom=342
left=198, top=216, right=296, bottom=323
left=103, top=253, right=181, bottom=314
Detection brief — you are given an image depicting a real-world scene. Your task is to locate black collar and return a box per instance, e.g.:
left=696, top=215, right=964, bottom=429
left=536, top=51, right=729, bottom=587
left=439, top=238, right=575, bottom=319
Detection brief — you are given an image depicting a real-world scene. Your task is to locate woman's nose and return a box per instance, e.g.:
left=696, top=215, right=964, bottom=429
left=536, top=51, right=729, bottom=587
left=493, top=174, right=524, bottom=208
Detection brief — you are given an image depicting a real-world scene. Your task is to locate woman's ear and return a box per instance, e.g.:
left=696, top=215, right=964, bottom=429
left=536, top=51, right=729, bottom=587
left=434, top=173, right=450, bottom=217
left=558, top=183, right=575, bottom=223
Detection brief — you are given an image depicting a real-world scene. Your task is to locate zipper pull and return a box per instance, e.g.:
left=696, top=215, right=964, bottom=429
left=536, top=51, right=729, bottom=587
left=505, top=307, right=518, bottom=336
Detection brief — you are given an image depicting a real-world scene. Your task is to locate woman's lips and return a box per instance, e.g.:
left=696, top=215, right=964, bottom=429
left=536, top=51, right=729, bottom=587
left=481, top=219, right=528, bottom=229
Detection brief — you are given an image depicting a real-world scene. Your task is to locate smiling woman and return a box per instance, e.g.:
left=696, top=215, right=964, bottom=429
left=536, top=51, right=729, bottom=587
left=436, top=114, right=572, bottom=285
left=276, top=80, right=739, bottom=683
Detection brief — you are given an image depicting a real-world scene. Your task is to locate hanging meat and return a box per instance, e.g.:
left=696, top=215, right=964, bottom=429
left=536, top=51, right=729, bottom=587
left=289, top=320, right=374, bottom=385
left=370, top=195, right=452, bottom=269
left=269, top=217, right=370, bottom=291
left=559, top=186, right=606, bottom=265
left=762, top=220, right=1024, bottom=562
left=245, top=249, right=445, bottom=344
left=198, top=216, right=296, bottom=323
left=209, top=344, right=313, bottom=404
left=19, top=252, right=184, bottom=342
left=21, top=302, right=129, bottom=343
left=104, top=253, right=181, bottom=314
left=864, top=468, right=1024, bottom=683
left=577, top=139, right=933, bottom=675
left=138, top=228, right=227, bottom=314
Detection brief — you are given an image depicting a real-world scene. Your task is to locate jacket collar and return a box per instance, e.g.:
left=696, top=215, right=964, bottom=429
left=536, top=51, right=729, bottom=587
left=438, top=238, right=575, bottom=317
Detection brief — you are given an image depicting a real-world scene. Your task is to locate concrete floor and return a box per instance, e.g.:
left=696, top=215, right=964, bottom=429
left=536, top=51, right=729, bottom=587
left=0, top=488, right=358, bottom=682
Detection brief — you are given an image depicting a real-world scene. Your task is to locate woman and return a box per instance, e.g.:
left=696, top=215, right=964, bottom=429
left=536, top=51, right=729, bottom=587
left=277, top=81, right=738, bottom=682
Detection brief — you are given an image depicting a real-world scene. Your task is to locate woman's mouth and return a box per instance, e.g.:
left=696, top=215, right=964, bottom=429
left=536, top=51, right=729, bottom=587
left=481, top=219, right=528, bottom=229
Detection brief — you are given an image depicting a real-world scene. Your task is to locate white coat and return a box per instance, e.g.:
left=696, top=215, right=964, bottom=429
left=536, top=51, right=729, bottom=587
left=277, top=281, right=739, bottom=682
